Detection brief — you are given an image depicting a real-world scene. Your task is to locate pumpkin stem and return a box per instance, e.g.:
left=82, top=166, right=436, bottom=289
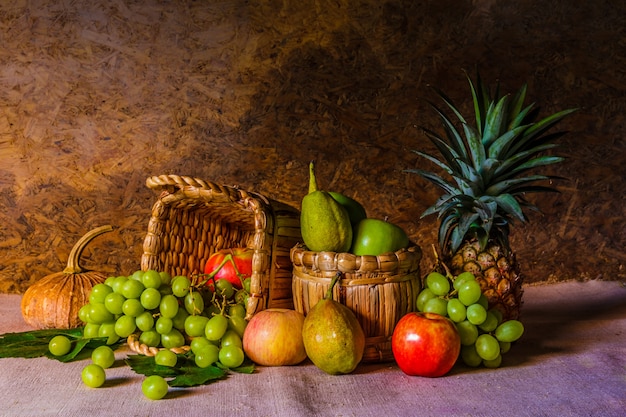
left=63, top=225, right=113, bottom=274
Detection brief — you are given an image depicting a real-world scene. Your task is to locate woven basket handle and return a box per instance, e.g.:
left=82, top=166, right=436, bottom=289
left=146, top=174, right=252, bottom=203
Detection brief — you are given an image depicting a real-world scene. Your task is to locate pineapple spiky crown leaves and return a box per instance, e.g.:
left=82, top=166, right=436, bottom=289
left=406, top=73, right=577, bottom=255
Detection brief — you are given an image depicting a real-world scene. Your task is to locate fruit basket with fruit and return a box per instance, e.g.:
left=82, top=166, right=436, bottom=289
left=140, top=175, right=302, bottom=320
left=291, top=245, right=422, bottom=363
left=290, top=162, right=422, bottom=363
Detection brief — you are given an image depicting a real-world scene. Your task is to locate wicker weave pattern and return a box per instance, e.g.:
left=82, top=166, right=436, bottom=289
left=291, top=244, right=422, bottom=362
left=141, top=175, right=301, bottom=319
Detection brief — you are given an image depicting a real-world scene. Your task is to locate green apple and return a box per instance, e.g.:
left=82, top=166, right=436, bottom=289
left=350, top=218, right=409, bottom=256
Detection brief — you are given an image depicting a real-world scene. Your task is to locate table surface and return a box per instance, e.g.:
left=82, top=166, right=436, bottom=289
left=1, top=280, right=625, bottom=417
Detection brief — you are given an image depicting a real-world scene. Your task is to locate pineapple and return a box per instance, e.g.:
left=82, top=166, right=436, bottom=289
left=407, top=73, right=576, bottom=320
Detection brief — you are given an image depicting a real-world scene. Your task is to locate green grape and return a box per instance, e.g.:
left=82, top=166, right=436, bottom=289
left=161, top=329, right=185, bottom=349
left=83, top=323, right=101, bottom=338
left=184, top=291, right=205, bottom=315
left=456, top=320, right=479, bottom=346
left=204, top=303, right=221, bottom=318
left=104, top=292, right=126, bottom=315
left=215, top=279, right=234, bottom=300
left=423, top=297, right=448, bottom=316
left=171, top=307, right=189, bottom=330
left=184, top=314, right=210, bottom=338
left=219, top=345, right=244, bottom=368
left=490, top=308, right=503, bottom=325
left=228, top=315, right=248, bottom=339
left=416, top=288, right=436, bottom=312
left=130, top=270, right=144, bottom=281
left=155, top=349, right=178, bottom=367
left=234, top=289, right=249, bottom=306
left=220, top=329, right=243, bottom=349
left=171, top=276, right=191, bottom=298
left=460, top=344, right=482, bottom=367
left=142, top=375, right=168, bottom=400
left=140, top=287, right=162, bottom=310
left=89, top=283, right=113, bottom=304
left=446, top=298, right=467, bottom=323
left=89, top=303, right=114, bottom=324
left=141, top=269, right=162, bottom=289
left=453, top=271, right=476, bottom=290
left=91, top=345, right=116, bottom=369
left=425, top=272, right=450, bottom=296
left=478, top=311, right=499, bottom=333
left=159, top=294, right=179, bottom=319
left=475, top=334, right=500, bottom=361
left=466, top=303, right=487, bottom=325
left=155, top=317, right=173, bottom=335
left=205, top=314, right=229, bottom=341
left=495, top=320, right=524, bottom=343
left=114, top=315, right=137, bottom=338
left=78, top=304, right=91, bottom=323
left=243, top=277, right=251, bottom=293
left=194, top=344, right=220, bottom=368
left=110, top=276, right=129, bottom=294
left=136, top=311, right=155, bottom=332
left=98, top=321, right=120, bottom=345
left=483, top=354, right=502, bottom=368
left=499, top=341, right=511, bottom=354
left=104, top=276, right=116, bottom=287
left=228, top=303, right=246, bottom=319
left=457, top=280, right=482, bottom=306
left=48, top=335, right=72, bottom=356
left=159, top=271, right=172, bottom=286
left=122, top=298, right=145, bottom=317
left=159, top=283, right=173, bottom=296
left=122, top=279, right=145, bottom=299
left=477, top=294, right=489, bottom=309
left=81, top=364, right=106, bottom=388
left=190, top=336, right=213, bottom=354
left=139, top=329, right=161, bottom=347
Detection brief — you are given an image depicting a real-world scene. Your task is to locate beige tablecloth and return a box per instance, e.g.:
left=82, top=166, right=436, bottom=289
left=1, top=280, right=625, bottom=417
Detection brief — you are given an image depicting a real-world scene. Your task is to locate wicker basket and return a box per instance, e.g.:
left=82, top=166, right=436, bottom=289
left=290, top=243, right=422, bottom=363
left=140, top=174, right=302, bottom=320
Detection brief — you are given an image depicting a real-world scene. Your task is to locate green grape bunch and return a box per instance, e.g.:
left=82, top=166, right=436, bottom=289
left=417, top=271, right=524, bottom=368
left=77, top=269, right=250, bottom=373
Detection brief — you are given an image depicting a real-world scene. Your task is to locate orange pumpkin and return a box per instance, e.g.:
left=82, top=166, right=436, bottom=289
left=20, top=225, right=113, bottom=329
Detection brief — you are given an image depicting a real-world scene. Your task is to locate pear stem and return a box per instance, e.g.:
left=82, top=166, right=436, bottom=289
left=308, top=161, right=318, bottom=194
left=324, top=271, right=342, bottom=300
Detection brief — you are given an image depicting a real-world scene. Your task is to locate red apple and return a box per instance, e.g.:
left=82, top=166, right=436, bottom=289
left=243, top=308, right=307, bottom=366
left=203, top=248, right=253, bottom=289
left=391, top=312, right=461, bottom=377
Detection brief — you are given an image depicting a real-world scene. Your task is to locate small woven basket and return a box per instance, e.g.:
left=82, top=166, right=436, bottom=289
left=290, top=243, right=422, bottom=363
left=140, top=174, right=301, bottom=319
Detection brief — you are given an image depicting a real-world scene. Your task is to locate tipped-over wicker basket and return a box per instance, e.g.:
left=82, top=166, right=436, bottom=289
left=290, top=243, right=422, bottom=363
left=140, top=175, right=301, bottom=320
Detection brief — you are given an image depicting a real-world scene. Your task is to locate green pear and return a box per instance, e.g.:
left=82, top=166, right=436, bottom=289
left=328, top=191, right=367, bottom=226
left=300, top=162, right=352, bottom=252
left=302, top=272, right=365, bottom=375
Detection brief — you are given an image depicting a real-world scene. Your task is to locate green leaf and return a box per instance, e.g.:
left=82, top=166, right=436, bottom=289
left=405, top=168, right=459, bottom=196
left=483, top=95, right=510, bottom=147
left=125, top=353, right=254, bottom=388
left=0, top=328, right=117, bottom=362
left=485, top=175, right=550, bottom=196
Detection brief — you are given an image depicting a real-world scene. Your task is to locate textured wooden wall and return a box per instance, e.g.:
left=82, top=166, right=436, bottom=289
left=1, top=0, right=624, bottom=293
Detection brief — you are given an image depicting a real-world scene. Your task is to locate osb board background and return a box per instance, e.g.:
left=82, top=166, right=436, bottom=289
left=0, top=0, right=624, bottom=294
